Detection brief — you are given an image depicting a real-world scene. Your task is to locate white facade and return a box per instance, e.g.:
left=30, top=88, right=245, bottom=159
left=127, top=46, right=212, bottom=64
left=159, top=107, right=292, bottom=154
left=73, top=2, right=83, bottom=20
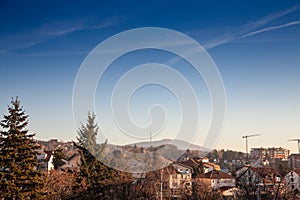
left=167, top=163, right=193, bottom=198
left=37, top=150, right=54, bottom=172
left=198, top=170, right=236, bottom=190
left=284, top=170, right=300, bottom=191
left=210, top=178, right=235, bottom=190
left=170, top=163, right=192, bottom=189
left=47, top=154, right=54, bottom=171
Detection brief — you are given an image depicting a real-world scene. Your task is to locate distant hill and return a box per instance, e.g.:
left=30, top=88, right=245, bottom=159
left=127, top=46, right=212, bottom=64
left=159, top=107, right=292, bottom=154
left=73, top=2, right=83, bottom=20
left=128, top=138, right=210, bottom=152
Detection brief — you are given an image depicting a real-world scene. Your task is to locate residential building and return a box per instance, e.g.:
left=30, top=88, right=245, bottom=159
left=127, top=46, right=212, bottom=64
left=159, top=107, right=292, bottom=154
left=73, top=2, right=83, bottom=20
left=59, top=153, right=80, bottom=171
left=250, top=147, right=266, bottom=160
left=288, top=154, right=300, bottom=169
left=270, top=147, right=290, bottom=159
left=177, top=157, right=221, bottom=174
left=167, top=163, right=193, bottom=199
left=197, top=170, right=235, bottom=190
left=236, top=166, right=281, bottom=187
left=203, top=162, right=221, bottom=173
left=284, top=169, right=300, bottom=191
left=38, top=139, right=75, bottom=152
left=37, top=149, right=54, bottom=172
left=250, top=147, right=290, bottom=160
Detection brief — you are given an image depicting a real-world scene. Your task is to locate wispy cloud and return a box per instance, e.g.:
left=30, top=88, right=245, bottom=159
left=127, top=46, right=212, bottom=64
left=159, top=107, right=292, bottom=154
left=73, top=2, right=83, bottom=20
left=165, top=6, right=300, bottom=66
left=40, top=17, right=120, bottom=37
left=241, top=5, right=299, bottom=32
left=0, top=17, right=122, bottom=54
left=240, top=20, right=300, bottom=39
left=202, top=5, right=300, bottom=49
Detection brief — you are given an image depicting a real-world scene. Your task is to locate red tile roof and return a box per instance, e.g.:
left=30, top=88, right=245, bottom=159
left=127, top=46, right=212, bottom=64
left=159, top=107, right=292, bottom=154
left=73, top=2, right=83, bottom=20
left=178, top=159, right=200, bottom=168
left=248, top=166, right=277, bottom=177
left=293, top=169, right=300, bottom=175
left=44, top=150, right=52, bottom=162
left=199, top=170, right=235, bottom=179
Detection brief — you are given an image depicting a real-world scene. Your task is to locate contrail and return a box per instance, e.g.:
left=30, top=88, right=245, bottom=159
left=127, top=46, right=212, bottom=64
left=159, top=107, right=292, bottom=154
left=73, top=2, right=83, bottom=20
left=240, top=20, right=300, bottom=39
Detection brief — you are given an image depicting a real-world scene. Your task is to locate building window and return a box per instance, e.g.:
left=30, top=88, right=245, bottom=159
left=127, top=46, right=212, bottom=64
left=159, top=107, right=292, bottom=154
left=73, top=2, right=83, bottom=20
left=163, top=183, right=168, bottom=190
left=292, top=185, right=295, bottom=189
left=291, top=178, right=294, bottom=182
left=172, top=182, right=178, bottom=187
left=275, top=176, right=281, bottom=183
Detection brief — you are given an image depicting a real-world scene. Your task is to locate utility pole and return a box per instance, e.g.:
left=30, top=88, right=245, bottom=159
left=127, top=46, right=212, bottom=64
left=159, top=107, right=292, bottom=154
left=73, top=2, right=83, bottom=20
left=160, top=168, right=163, bottom=200
left=288, top=139, right=300, bottom=153
left=242, top=134, right=260, bottom=161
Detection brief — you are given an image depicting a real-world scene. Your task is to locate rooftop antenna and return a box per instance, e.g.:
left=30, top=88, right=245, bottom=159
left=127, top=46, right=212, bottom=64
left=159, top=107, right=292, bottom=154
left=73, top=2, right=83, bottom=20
left=242, top=133, right=260, bottom=161
left=288, top=139, right=300, bottom=153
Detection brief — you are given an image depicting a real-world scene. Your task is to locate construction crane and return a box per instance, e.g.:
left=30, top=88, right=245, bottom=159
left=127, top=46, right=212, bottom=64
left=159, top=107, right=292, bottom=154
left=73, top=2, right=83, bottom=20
left=288, top=139, right=300, bottom=153
left=242, top=134, right=260, bottom=160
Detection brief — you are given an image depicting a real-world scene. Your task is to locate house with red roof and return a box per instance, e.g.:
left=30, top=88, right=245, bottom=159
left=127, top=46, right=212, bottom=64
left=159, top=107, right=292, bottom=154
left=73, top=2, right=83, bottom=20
left=37, top=150, right=54, bottom=172
left=178, top=157, right=221, bottom=174
left=35, top=142, right=54, bottom=172
left=236, top=166, right=282, bottom=187
left=197, top=170, right=236, bottom=190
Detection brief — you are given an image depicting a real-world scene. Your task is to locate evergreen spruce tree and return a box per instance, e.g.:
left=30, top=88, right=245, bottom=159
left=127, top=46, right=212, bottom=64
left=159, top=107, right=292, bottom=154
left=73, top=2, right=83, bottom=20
left=0, top=97, right=44, bottom=199
left=96, top=138, right=108, bottom=162
left=74, top=142, right=117, bottom=190
left=75, top=142, right=134, bottom=196
left=77, top=112, right=98, bottom=155
left=52, top=148, right=66, bottom=170
left=74, top=112, right=134, bottom=197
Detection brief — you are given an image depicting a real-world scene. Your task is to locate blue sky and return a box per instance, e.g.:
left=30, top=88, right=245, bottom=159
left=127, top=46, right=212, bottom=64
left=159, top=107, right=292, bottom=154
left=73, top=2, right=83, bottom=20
left=0, top=0, right=300, bottom=153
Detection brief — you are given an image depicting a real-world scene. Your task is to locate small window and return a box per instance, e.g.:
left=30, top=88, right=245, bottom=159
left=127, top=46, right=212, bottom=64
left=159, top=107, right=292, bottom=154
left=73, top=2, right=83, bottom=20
left=172, top=182, right=178, bottom=187
left=291, top=178, right=294, bottom=182
left=276, top=176, right=281, bottom=183
left=292, top=185, right=295, bottom=189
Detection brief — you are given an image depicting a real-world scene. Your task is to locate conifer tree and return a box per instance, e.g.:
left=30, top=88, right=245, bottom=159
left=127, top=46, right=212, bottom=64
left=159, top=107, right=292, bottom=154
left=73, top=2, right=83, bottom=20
left=0, top=97, right=44, bottom=199
left=77, top=112, right=98, bottom=155
left=74, top=142, right=117, bottom=189
left=52, top=148, right=66, bottom=170
left=74, top=142, right=133, bottom=196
